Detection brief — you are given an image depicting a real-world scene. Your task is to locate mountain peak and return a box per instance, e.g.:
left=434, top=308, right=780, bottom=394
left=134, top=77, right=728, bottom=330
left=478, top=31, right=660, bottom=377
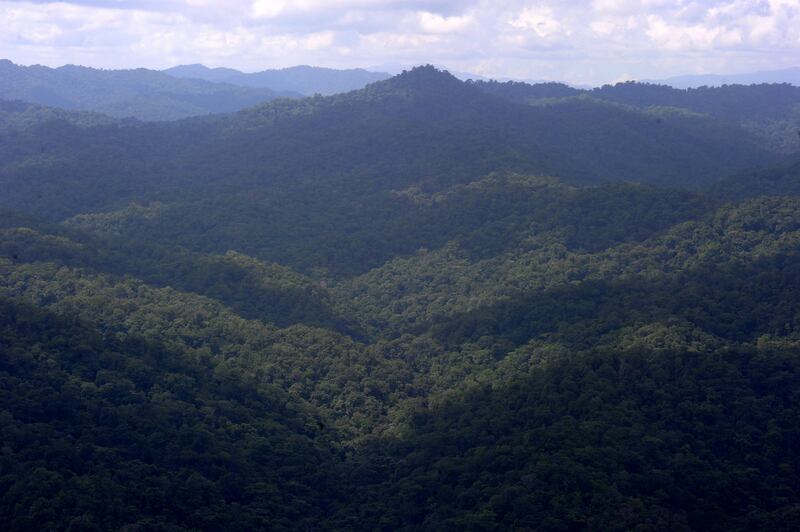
left=397, top=64, right=459, bottom=82
left=376, top=65, right=465, bottom=95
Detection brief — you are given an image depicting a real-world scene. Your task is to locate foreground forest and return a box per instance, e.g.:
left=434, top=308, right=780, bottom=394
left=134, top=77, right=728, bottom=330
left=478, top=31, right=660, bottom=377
left=2, top=66, right=800, bottom=530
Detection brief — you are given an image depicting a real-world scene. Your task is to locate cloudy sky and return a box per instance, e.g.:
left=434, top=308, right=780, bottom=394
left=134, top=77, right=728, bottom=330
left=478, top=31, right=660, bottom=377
left=1, top=0, right=798, bottom=84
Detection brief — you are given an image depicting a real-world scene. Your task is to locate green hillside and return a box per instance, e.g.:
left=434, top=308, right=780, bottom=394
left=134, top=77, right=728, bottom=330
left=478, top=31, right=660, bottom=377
left=2, top=66, right=800, bottom=530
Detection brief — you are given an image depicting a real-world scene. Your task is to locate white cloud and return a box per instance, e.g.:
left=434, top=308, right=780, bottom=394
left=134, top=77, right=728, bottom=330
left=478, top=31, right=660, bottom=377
left=590, top=19, right=615, bottom=36
left=417, top=11, right=471, bottom=33
left=251, top=0, right=288, bottom=19
left=509, top=5, right=562, bottom=38
left=0, top=0, right=798, bottom=85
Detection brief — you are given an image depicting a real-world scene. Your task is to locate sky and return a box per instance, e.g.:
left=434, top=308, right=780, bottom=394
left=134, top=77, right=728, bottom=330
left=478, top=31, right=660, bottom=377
left=0, top=0, right=798, bottom=85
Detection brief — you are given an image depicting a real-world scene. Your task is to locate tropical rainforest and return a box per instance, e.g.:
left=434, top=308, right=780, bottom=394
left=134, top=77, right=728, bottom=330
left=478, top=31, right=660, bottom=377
left=1, top=65, right=800, bottom=531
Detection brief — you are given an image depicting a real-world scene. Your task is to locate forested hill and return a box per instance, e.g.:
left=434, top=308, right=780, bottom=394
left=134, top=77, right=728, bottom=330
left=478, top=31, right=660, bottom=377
left=0, top=59, right=299, bottom=120
left=3, top=184, right=800, bottom=529
left=3, top=63, right=800, bottom=530
left=0, top=67, right=780, bottom=221
left=472, top=78, right=800, bottom=153
left=472, top=77, right=800, bottom=122
left=0, top=99, right=123, bottom=130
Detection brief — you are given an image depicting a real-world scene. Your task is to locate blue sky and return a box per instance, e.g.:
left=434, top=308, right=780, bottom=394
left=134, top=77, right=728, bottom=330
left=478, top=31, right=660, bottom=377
left=1, top=0, right=798, bottom=84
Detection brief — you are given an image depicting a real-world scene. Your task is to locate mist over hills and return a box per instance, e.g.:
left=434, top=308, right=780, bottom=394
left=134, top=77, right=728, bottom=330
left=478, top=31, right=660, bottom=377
left=2, top=63, right=800, bottom=530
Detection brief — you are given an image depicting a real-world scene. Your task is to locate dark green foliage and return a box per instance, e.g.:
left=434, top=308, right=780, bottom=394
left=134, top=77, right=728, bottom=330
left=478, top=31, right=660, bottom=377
left=3, top=190, right=800, bottom=529
left=347, top=345, right=800, bottom=531
left=59, top=176, right=711, bottom=277
left=710, top=159, right=800, bottom=200
left=430, top=253, right=800, bottom=352
left=0, top=298, right=341, bottom=530
left=0, top=218, right=355, bottom=332
left=2, top=66, right=800, bottom=530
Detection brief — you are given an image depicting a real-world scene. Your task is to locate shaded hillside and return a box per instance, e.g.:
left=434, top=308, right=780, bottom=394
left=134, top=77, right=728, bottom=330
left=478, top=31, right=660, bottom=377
left=3, top=192, right=800, bottom=530
left=346, top=342, right=800, bottom=531
left=62, top=176, right=711, bottom=277
left=709, top=159, right=800, bottom=200
left=0, top=216, right=355, bottom=333
left=3, top=64, right=800, bottom=530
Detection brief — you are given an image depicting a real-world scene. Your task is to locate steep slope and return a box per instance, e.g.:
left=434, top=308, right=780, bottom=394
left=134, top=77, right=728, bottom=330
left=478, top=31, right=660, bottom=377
left=165, top=64, right=390, bottom=95
left=0, top=60, right=297, bottom=120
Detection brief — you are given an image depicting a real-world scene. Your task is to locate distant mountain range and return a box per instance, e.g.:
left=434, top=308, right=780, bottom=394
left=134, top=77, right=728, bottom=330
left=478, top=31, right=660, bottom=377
left=163, top=64, right=391, bottom=96
left=646, top=67, right=800, bottom=88
left=0, top=59, right=298, bottom=121
left=0, top=66, right=783, bottom=228
left=4, top=58, right=800, bottom=124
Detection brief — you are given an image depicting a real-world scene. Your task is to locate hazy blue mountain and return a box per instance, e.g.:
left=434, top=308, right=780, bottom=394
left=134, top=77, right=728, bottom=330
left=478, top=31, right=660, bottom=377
left=648, top=66, right=800, bottom=88
left=0, top=59, right=298, bottom=120
left=164, top=63, right=391, bottom=95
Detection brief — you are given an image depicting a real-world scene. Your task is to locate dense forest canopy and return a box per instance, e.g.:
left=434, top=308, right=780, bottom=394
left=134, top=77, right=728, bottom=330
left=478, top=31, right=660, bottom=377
left=2, top=65, right=800, bottom=530
left=472, top=77, right=800, bottom=153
